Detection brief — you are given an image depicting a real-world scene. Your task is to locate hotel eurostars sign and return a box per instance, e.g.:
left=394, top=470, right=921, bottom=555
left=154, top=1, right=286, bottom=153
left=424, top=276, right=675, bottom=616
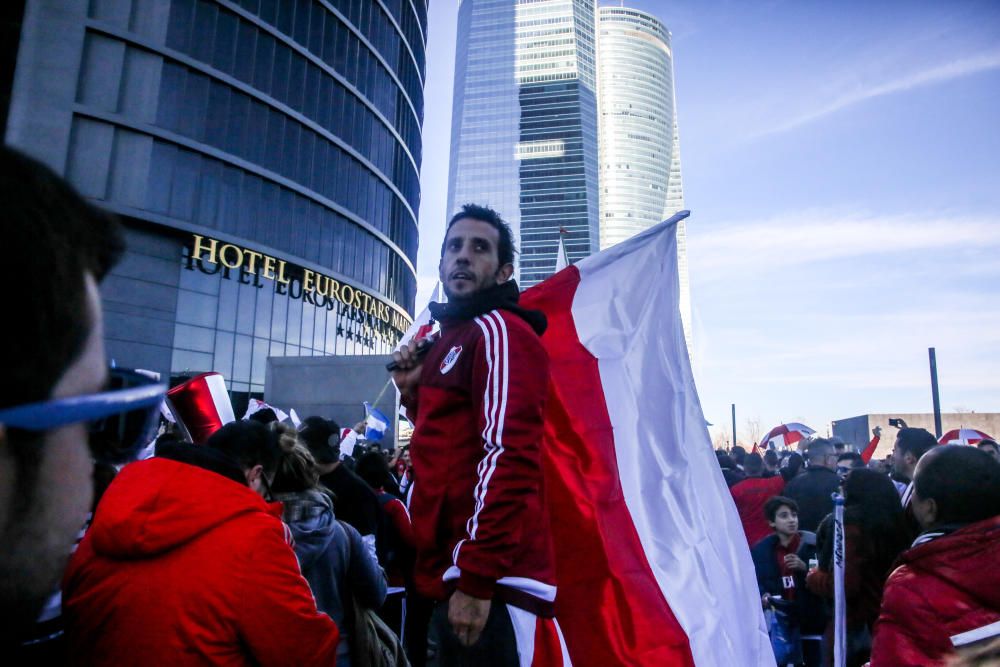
left=182, top=234, right=411, bottom=344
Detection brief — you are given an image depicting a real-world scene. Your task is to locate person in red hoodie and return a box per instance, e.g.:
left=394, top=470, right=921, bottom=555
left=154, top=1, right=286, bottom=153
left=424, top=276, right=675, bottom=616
left=62, top=420, right=340, bottom=666
left=731, top=452, right=786, bottom=547
left=869, top=445, right=1000, bottom=667
left=391, top=204, right=567, bottom=666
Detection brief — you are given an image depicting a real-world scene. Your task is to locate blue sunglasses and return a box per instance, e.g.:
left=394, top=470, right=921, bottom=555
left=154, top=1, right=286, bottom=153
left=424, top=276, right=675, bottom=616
left=0, top=368, right=167, bottom=464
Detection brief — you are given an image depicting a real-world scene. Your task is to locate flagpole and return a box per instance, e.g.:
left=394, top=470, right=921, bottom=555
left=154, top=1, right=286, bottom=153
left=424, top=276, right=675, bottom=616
left=928, top=347, right=942, bottom=439
left=832, top=493, right=846, bottom=667
left=731, top=403, right=737, bottom=450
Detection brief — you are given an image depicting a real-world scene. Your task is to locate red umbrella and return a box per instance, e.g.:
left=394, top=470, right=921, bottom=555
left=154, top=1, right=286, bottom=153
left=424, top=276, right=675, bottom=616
left=938, top=428, right=994, bottom=445
left=760, top=422, right=816, bottom=449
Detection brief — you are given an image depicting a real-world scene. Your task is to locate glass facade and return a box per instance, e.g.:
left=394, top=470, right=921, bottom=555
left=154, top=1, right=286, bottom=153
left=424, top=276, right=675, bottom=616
left=597, top=6, right=690, bottom=350
left=5, top=0, right=427, bottom=400
left=448, top=0, right=599, bottom=287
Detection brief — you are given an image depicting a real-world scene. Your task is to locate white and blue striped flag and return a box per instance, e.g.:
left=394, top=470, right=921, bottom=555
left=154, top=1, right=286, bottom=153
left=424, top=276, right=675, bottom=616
left=364, top=401, right=390, bottom=442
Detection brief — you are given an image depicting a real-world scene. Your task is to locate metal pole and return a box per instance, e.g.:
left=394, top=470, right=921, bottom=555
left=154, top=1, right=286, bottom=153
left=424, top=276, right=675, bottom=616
left=731, top=403, right=737, bottom=450
left=929, top=348, right=942, bottom=439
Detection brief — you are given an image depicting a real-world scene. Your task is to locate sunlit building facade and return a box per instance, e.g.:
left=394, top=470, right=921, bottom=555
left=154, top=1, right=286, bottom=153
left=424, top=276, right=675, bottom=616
left=4, top=0, right=427, bottom=407
left=597, top=5, right=691, bottom=349
left=448, top=0, right=599, bottom=287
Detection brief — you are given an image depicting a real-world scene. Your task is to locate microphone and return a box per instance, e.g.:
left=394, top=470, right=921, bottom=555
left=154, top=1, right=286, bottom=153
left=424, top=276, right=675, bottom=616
left=386, top=335, right=438, bottom=371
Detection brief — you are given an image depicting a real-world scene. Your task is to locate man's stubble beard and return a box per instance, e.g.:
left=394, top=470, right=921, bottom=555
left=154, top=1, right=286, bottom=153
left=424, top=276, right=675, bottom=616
left=0, top=500, right=74, bottom=644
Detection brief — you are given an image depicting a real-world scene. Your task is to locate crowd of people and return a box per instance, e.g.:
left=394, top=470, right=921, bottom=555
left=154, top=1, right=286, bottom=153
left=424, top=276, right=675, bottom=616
left=721, top=429, right=1000, bottom=666
left=2, top=143, right=999, bottom=667
left=0, top=149, right=563, bottom=667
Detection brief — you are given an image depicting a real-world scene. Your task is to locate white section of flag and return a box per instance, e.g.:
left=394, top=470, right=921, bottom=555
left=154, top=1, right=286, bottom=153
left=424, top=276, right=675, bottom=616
left=571, top=212, right=773, bottom=666
left=205, top=372, right=236, bottom=425
left=555, top=233, right=569, bottom=272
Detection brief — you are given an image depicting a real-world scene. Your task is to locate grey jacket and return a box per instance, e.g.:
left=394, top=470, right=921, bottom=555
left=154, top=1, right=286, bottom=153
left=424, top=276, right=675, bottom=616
left=277, top=489, right=387, bottom=667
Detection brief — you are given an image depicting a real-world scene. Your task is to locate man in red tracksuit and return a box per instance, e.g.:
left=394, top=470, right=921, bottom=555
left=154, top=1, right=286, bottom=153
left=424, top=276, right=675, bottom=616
left=392, top=204, right=568, bottom=666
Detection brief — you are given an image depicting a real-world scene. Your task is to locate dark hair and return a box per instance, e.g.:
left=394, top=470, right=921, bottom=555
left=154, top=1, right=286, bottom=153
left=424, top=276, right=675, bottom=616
left=837, top=452, right=864, bottom=468
left=0, top=146, right=124, bottom=409
left=299, top=416, right=341, bottom=465
left=730, top=446, right=746, bottom=466
left=205, top=420, right=282, bottom=479
left=784, top=452, right=804, bottom=476
left=805, top=438, right=835, bottom=462
left=442, top=203, right=515, bottom=267
left=896, top=428, right=937, bottom=461
left=977, top=439, right=999, bottom=454
left=0, top=146, right=124, bottom=523
left=744, top=453, right=764, bottom=476
left=355, top=451, right=394, bottom=490
left=716, top=452, right=736, bottom=470
left=248, top=407, right=278, bottom=425
left=764, top=496, right=798, bottom=522
left=763, top=450, right=778, bottom=467
left=843, top=468, right=910, bottom=578
left=914, top=445, right=1000, bottom=525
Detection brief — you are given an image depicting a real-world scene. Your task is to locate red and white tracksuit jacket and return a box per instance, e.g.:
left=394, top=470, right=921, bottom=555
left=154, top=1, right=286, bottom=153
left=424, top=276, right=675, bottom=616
left=404, top=306, right=557, bottom=617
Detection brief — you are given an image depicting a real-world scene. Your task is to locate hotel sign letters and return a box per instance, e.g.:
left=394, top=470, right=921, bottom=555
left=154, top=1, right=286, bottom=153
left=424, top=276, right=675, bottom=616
left=183, top=234, right=411, bottom=342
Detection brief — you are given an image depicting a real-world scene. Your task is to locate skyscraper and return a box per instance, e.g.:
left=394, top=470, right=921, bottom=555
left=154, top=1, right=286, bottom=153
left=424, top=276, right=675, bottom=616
left=3, top=0, right=427, bottom=407
left=597, top=5, right=691, bottom=349
left=448, top=0, right=599, bottom=287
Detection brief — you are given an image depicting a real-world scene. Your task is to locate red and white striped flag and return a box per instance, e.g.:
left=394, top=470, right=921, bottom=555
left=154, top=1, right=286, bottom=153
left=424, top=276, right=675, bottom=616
left=521, top=211, right=773, bottom=666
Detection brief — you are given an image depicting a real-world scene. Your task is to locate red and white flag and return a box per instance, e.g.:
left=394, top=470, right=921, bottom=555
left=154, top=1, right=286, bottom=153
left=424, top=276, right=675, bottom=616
left=398, top=280, right=446, bottom=348
left=522, top=211, right=773, bottom=666
left=165, top=372, right=235, bottom=445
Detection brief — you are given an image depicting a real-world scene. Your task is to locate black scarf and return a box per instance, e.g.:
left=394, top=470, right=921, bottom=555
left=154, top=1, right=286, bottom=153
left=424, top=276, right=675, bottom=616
left=429, top=280, right=547, bottom=336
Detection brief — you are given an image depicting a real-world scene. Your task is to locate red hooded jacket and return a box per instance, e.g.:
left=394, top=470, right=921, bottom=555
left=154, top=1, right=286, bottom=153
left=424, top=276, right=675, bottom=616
left=404, top=300, right=556, bottom=615
left=869, top=516, right=1000, bottom=666
left=730, top=475, right=785, bottom=547
left=63, top=456, right=339, bottom=666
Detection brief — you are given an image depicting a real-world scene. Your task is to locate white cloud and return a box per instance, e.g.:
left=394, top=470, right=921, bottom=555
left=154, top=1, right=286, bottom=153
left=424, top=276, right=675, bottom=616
left=690, top=210, right=1000, bottom=277
left=752, top=50, right=1000, bottom=138
left=688, top=208, right=1000, bottom=430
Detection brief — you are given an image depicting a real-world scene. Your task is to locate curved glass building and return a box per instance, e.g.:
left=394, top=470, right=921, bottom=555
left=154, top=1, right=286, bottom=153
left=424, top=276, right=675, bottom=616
left=597, top=5, right=690, bottom=350
left=4, top=0, right=427, bottom=403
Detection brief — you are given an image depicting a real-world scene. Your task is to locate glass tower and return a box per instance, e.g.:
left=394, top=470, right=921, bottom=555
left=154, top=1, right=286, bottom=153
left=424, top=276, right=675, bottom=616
left=597, top=5, right=691, bottom=350
left=4, top=0, right=428, bottom=406
left=448, top=0, right=599, bottom=287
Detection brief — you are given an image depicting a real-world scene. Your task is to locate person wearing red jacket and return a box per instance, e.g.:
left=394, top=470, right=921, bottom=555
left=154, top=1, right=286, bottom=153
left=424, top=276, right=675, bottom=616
left=730, top=453, right=786, bottom=547
left=869, top=445, right=1000, bottom=667
left=62, top=421, right=340, bottom=666
left=392, top=204, right=568, bottom=666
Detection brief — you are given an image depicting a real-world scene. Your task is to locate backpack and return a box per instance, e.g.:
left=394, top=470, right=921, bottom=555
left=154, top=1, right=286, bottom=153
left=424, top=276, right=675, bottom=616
left=339, top=521, right=410, bottom=667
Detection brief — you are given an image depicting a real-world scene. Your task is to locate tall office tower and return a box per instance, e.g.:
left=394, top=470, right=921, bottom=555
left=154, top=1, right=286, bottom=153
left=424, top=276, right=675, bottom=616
left=3, top=0, right=427, bottom=408
left=448, top=0, right=599, bottom=287
left=597, top=5, right=691, bottom=350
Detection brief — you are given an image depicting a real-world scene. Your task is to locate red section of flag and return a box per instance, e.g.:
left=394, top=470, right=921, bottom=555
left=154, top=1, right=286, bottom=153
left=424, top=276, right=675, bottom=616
left=414, top=323, right=435, bottom=341
left=751, top=441, right=760, bottom=456
left=531, top=617, right=565, bottom=667
left=861, top=434, right=880, bottom=464
left=522, top=267, right=695, bottom=667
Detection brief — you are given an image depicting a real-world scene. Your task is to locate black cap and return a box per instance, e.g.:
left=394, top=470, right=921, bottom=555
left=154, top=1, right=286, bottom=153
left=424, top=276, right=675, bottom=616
left=299, top=416, right=340, bottom=464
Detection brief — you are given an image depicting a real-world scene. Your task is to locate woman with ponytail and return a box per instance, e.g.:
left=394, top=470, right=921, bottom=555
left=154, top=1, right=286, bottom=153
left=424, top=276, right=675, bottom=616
left=269, top=423, right=388, bottom=667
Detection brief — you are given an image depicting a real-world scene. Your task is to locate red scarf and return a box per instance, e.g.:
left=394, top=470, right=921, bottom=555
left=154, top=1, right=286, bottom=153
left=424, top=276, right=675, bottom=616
left=774, top=533, right=802, bottom=601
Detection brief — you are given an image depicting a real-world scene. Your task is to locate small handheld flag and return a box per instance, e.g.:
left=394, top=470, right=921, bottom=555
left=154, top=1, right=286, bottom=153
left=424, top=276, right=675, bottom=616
left=364, top=401, right=390, bottom=442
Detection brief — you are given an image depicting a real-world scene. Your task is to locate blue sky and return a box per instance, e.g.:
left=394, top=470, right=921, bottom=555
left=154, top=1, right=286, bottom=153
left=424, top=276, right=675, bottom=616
left=415, top=1, right=1000, bottom=444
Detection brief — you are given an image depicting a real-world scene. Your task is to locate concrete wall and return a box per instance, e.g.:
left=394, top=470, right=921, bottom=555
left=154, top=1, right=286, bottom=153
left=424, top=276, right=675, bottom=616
left=832, top=413, right=1000, bottom=460
left=265, top=354, right=398, bottom=447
